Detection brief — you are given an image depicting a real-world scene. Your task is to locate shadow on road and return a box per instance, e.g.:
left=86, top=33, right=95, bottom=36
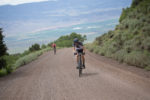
left=81, top=72, right=98, bottom=77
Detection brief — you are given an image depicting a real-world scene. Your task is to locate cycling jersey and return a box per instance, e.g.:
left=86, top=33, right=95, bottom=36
left=52, top=44, right=56, bottom=48
left=73, top=42, right=83, bottom=53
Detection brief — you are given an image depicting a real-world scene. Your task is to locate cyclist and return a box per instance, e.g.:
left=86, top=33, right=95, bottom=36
left=73, top=38, right=85, bottom=69
left=51, top=42, right=56, bottom=54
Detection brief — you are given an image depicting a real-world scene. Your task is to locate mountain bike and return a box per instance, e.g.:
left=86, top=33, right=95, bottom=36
left=53, top=47, right=56, bottom=55
left=75, top=52, right=85, bottom=77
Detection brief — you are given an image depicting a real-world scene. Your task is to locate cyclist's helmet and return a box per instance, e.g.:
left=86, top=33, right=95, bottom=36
left=74, top=38, right=79, bottom=43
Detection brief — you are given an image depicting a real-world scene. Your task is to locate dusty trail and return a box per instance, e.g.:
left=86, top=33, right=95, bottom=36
left=0, top=48, right=150, bottom=100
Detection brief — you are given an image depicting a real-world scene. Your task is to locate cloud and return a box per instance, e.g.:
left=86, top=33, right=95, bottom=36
left=79, top=7, right=122, bottom=15
left=80, top=32, right=97, bottom=35
left=87, top=26, right=100, bottom=29
left=0, top=0, right=57, bottom=6
left=73, top=27, right=82, bottom=30
left=44, top=7, right=122, bottom=17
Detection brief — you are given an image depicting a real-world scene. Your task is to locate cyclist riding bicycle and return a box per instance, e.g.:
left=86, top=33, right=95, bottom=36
left=73, top=38, right=85, bottom=69
left=51, top=43, right=56, bottom=54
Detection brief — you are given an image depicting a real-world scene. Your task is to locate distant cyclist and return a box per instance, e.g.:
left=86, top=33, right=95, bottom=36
left=51, top=43, right=56, bottom=54
left=73, top=38, right=85, bottom=69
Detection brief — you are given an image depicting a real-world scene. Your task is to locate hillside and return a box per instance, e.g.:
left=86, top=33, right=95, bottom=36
left=86, top=0, right=150, bottom=70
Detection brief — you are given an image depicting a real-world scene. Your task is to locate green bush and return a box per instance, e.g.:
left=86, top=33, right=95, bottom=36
left=21, top=50, right=31, bottom=57
left=132, top=0, right=143, bottom=8
left=6, top=65, right=14, bottom=74
left=141, top=25, right=150, bottom=37
left=141, top=37, right=150, bottom=50
left=29, top=43, right=41, bottom=52
left=93, top=46, right=101, bottom=54
left=14, top=51, right=42, bottom=68
left=145, top=66, right=150, bottom=71
left=14, top=47, right=51, bottom=69
left=41, top=44, right=47, bottom=49
left=54, top=32, right=86, bottom=47
left=112, top=49, right=127, bottom=63
left=0, top=68, right=7, bottom=77
left=124, top=51, right=150, bottom=68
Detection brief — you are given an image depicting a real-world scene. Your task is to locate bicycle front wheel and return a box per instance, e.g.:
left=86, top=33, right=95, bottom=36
left=79, top=68, right=82, bottom=77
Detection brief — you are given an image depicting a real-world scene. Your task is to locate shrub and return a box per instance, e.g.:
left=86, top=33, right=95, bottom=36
left=41, top=44, right=47, bottom=49
left=14, top=47, right=51, bottom=69
left=112, top=49, right=127, bottom=63
left=21, top=50, right=31, bottom=57
left=93, top=46, right=101, bottom=54
left=141, top=37, right=150, bottom=50
left=0, top=68, right=7, bottom=77
left=132, top=0, right=143, bottom=8
left=124, top=51, right=150, bottom=68
left=29, top=43, right=40, bottom=52
left=145, top=66, right=150, bottom=71
left=6, top=65, right=14, bottom=74
left=85, top=43, right=95, bottom=52
left=119, top=8, right=131, bottom=22
left=14, top=51, right=42, bottom=68
left=141, top=25, right=150, bottom=37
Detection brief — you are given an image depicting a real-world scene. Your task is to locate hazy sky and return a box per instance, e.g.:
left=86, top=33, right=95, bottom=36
left=0, top=0, right=132, bottom=53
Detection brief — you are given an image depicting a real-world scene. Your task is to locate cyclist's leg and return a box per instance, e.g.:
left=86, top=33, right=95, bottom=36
left=53, top=47, right=56, bottom=54
left=55, top=47, right=56, bottom=52
left=76, top=51, right=80, bottom=68
left=76, top=55, right=79, bottom=63
left=80, top=49, right=85, bottom=67
left=54, top=47, right=56, bottom=54
left=82, top=55, right=85, bottom=64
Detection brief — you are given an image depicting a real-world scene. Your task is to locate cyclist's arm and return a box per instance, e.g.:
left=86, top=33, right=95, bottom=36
left=83, top=46, right=86, bottom=53
left=73, top=46, right=76, bottom=52
left=72, top=43, right=75, bottom=52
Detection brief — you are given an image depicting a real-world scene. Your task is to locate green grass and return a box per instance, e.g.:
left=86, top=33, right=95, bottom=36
left=0, top=47, right=51, bottom=77
left=14, top=47, right=51, bottom=69
left=14, top=51, right=42, bottom=69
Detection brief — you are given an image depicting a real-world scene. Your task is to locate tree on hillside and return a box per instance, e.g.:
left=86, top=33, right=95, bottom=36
left=54, top=32, right=87, bottom=47
left=70, top=32, right=87, bottom=42
left=29, top=43, right=40, bottom=52
left=132, top=0, right=143, bottom=7
left=0, top=28, right=7, bottom=69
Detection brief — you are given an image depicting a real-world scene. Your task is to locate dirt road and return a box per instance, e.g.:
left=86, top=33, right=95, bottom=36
left=0, top=48, right=150, bottom=100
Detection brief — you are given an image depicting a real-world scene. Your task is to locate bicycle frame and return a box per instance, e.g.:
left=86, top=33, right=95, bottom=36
left=77, top=53, right=83, bottom=77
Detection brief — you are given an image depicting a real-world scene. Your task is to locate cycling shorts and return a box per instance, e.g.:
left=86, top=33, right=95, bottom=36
left=76, top=48, right=83, bottom=53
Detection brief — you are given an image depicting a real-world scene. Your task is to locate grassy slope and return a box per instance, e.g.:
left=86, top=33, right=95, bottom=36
left=0, top=47, right=51, bottom=76
left=86, top=0, right=150, bottom=70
